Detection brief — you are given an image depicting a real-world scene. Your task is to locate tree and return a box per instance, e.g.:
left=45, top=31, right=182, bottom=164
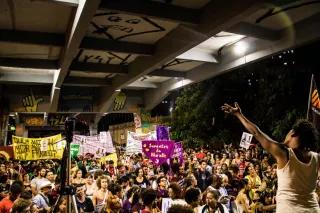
left=170, top=46, right=314, bottom=148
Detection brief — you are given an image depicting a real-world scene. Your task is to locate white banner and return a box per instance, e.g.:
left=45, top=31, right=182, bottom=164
left=240, top=132, right=253, bottom=149
left=73, top=131, right=115, bottom=157
left=125, top=131, right=156, bottom=155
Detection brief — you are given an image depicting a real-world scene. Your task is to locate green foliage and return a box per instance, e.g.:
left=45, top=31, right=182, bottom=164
left=170, top=56, right=313, bottom=149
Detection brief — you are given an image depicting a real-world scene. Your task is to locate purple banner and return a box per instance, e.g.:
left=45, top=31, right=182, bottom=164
left=142, top=140, right=175, bottom=166
left=156, top=125, right=170, bottom=140
left=173, top=142, right=184, bottom=164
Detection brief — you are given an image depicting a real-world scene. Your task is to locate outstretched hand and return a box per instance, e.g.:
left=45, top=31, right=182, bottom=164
left=221, top=102, right=241, bottom=115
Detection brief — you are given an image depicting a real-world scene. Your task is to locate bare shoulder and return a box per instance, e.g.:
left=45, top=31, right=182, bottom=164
left=276, top=145, right=289, bottom=169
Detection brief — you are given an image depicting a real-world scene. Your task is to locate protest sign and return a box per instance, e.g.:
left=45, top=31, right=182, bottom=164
left=70, top=144, right=80, bottom=158
left=142, top=140, right=175, bottom=166
left=73, top=131, right=115, bottom=158
left=156, top=125, right=170, bottom=140
left=12, top=134, right=65, bottom=160
left=240, top=132, right=253, bottom=149
left=172, top=142, right=184, bottom=163
left=126, top=131, right=142, bottom=155
left=125, top=131, right=156, bottom=155
left=99, top=153, right=118, bottom=167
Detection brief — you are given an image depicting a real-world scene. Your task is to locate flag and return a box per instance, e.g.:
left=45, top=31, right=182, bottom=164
left=308, top=74, right=320, bottom=131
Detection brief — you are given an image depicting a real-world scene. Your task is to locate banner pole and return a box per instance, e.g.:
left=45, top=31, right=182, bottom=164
left=307, top=74, right=314, bottom=120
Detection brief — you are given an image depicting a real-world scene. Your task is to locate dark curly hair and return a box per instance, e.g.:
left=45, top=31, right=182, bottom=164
left=292, top=119, right=319, bottom=151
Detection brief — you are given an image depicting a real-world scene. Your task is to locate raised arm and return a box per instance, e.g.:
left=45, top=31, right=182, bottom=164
left=221, top=103, right=288, bottom=167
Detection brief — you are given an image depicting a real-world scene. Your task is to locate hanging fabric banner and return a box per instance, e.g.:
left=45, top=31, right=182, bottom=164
left=12, top=134, right=65, bottom=160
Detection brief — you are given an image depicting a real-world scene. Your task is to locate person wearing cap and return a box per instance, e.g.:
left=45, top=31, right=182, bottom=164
left=32, top=180, right=52, bottom=213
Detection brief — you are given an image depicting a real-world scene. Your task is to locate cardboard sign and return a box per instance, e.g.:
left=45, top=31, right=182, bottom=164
left=240, top=132, right=253, bottom=149
left=12, top=134, right=65, bottom=160
left=142, top=140, right=175, bottom=166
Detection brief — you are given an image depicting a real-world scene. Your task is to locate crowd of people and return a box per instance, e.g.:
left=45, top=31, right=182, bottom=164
left=0, top=103, right=319, bottom=213
left=0, top=143, right=294, bottom=213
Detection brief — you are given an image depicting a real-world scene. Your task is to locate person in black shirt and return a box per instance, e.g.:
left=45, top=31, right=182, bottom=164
left=74, top=183, right=94, bottom=213
left=194, top=160, right=210, bottom=192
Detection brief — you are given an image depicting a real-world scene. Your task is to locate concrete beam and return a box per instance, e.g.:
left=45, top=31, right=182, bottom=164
left=149, top=69, right=186, bottom=78
left=228, top=22, right=282, bottom=41
left=63, top=77, right=112, bottom=87
left=97, top=0, right=262, bottom=112
left=81, top=37, right=154, bottom=55
left=0, top=58, right=58, bottom=69
left=0, top=72, right=53, bottom=85
left=0, top=29, right=154, bottom=55
left=144, top=12, right=320, bottom=110
left=50, top=0, right=101, bottom=112
left=126, top=81, right=158, bottom=89
left=70, top=61, right=127, bottom=74
left=99, top=0, right=200, bottom=25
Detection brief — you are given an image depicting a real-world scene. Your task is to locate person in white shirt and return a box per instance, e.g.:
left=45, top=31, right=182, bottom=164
left=222, top=102, right=320, bottom=212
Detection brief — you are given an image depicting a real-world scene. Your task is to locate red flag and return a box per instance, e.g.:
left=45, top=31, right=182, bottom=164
left=308, top=75, right=320, bottom=131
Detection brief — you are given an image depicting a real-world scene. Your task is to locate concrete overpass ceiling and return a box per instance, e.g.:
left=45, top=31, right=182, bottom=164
left=1, top=0, right=319, bottom=114
left=87, top=10, right=178, bottom=44
left=0, top=0, right=73, bottom=32
left=0, top=42, right=61, bottom=59
left=244, top=0, right=320, bottom=30
left=150, top=0, right=210, bottom=9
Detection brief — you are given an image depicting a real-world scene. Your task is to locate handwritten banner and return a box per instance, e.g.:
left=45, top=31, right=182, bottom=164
left=126, top=131, right=156, bottom=155
left=12, top=134, right=65, bottom=160
left=142, top=140, right=175, bottom=166
left=73, top=131, right=115, bottom=158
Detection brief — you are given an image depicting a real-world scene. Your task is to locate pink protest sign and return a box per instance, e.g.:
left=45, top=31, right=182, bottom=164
left=142, top=140, right=175, bottom=166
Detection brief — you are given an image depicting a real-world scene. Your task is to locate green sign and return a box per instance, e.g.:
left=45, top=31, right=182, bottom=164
left=70, top=144, right=80, bottom=158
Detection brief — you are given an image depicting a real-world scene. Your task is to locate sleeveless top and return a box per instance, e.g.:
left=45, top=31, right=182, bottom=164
left=276, top=148, right=320, bottom=212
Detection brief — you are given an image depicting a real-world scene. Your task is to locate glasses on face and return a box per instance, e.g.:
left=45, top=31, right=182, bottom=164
left=160, top=179, right=167, bottom=182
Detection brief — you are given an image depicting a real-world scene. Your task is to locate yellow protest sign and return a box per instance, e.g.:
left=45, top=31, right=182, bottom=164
left=99, top=153, right=118, bottom=167
left=12, top=134, right=65, bottom=160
